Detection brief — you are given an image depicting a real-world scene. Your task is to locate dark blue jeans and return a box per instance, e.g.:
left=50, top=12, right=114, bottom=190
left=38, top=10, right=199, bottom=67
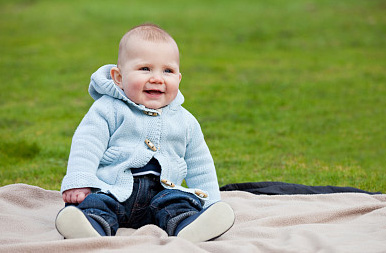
left=70, top=175, right=203, bottom=236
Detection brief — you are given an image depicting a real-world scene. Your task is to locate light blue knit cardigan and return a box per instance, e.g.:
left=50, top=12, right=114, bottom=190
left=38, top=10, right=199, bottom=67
left=60, top=64, right=221, bottom=207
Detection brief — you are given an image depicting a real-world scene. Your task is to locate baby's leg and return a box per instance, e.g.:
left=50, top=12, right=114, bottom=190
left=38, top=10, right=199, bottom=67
left=150, top=189, right=235, bottom=242
left=56, top=193, right=122, bottom=238
left=150, top=189, right=202, bottom=236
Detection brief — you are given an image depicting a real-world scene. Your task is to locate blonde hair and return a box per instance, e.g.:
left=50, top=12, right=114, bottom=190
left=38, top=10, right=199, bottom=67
left=117, top=23, right=178, bottom=67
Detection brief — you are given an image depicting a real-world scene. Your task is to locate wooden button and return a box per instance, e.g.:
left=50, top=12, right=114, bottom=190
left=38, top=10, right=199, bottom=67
left=161, top=179, right=175, bottom=187
left=194, top=190, right=208, bottom=198
left=145, top=139, right=157, bottom=151
left=144, top=111, right=158, bottom=116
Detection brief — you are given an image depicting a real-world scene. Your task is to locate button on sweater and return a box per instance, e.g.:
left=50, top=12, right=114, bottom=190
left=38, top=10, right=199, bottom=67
left=60, top=65, right=221, bottom=208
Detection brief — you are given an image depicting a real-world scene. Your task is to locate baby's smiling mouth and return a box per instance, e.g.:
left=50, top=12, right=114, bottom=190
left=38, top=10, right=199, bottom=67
left=145, top=89, right=164, bottom=95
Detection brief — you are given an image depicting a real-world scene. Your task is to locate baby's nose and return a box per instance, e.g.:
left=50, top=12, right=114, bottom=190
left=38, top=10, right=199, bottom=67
left=150, top=73, right=164, bottom=84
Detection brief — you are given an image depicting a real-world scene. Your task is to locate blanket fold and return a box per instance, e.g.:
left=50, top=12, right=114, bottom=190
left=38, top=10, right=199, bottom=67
left=1, top=183, right=386, bottom=252
left=220, top=181, right=381, bottom=195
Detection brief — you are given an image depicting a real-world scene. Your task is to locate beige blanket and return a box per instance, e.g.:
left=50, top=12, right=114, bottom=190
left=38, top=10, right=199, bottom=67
left=1, top=184, right=386, bottom=253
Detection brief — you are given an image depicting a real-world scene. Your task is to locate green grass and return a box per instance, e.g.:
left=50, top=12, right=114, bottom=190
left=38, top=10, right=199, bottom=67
left=0, top=0, right=385, bottom=192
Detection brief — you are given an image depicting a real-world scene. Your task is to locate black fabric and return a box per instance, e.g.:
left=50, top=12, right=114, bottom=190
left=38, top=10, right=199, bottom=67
left=131, top=158, right=161, bottom=176
left=220, top=181, right=381, bottom=195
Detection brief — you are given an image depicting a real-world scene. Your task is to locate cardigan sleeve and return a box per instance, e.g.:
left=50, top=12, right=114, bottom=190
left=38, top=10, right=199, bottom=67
left=60, top=96, right=115, bottom=193
left=183, top=115, right=221, bottom=207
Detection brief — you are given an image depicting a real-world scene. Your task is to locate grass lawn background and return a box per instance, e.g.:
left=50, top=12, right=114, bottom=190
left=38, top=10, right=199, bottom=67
left=0, top=0, right=385, bottom=192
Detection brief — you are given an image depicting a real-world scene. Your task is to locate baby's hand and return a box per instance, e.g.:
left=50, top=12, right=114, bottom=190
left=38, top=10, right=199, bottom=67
left=62, top=188, right=91, bottom=203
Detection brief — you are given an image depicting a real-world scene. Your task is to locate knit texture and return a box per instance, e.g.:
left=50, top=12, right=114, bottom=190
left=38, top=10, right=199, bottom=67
left=61, top=64, right=221, bottom=207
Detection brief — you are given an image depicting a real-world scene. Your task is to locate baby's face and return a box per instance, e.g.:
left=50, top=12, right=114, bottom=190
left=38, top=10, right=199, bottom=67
left=116, top=38, right=181, bottom=110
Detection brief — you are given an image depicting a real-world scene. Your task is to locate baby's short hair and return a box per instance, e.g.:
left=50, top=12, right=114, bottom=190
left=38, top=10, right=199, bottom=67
left=125, top=23, right=174, bottom=42
left=117, top=23, right=177, bottom=67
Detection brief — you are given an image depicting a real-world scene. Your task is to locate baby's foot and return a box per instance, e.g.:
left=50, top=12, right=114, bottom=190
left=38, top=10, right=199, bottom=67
left=175, top=201, right=235, bottom=242
left=55, top=206, right=105, bottom=239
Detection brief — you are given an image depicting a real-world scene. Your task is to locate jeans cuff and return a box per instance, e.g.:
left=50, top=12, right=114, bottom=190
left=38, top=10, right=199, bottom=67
left=88, top=214, right=112, bottom=236
left=166, top=211, right=197, bottom=236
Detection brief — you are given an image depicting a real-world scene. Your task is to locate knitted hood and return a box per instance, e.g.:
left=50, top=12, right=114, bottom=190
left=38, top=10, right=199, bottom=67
left=88, top=64, right=184, bottom=111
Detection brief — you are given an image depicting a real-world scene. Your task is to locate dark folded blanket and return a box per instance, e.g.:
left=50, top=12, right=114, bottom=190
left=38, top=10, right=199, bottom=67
left=220, top=181, right=381, bottom=195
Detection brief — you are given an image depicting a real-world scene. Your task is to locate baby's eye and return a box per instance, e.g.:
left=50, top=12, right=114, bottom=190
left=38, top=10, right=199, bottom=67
left=140, top=67, right=150, bottom=71
left=164, top=68, right=174, bottom=73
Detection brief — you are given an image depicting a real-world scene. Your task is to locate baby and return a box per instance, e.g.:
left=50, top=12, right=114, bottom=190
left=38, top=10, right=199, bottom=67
left=55, top=23, right=234, bottom=243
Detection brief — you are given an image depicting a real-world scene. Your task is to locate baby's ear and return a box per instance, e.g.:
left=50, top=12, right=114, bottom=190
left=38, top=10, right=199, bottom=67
left=110, top=67, right=123, bottom=88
